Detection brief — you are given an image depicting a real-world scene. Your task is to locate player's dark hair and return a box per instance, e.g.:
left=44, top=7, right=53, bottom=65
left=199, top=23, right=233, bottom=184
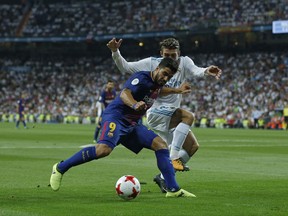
left=159, top=38, right=180, bottom=50
left=158, top=58, right=179, bottom=74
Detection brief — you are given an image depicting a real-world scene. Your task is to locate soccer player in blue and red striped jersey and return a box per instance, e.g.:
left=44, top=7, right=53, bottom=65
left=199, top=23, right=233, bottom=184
left=50, top=58, right=196, bottom=197
left=16, top=94, right=28, bottom=129
left=93, top=80, right=116, bottom=142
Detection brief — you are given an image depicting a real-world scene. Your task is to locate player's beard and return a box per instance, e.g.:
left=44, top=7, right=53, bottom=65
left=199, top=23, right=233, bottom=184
left=154, top=73, right=165, bottom=86
left=158, top=79, right=166, bottom=86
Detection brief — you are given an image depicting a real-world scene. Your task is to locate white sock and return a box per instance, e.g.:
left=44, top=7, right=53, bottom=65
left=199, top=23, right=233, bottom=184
left=170, top=123, right=190, bottom=160
left=179, top=149, right=190, bottom=164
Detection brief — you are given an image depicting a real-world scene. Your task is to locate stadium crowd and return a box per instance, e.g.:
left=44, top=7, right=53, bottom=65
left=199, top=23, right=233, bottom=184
left=1, top=51, right=287, bottom=129
left=1, top=0, right=288, bottom=37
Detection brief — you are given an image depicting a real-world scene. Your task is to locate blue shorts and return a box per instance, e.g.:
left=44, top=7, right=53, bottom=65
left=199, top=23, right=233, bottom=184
left=98, top=114, right=158, bottom=154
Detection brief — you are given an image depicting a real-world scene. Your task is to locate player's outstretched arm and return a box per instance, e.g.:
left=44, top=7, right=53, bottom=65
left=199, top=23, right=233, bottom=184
left=160, top=82, right=192, bottom=96
left=107, top=38, right=152, bottom=74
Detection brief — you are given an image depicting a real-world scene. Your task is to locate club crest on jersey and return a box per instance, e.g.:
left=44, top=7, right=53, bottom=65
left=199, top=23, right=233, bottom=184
left=108, top=132, right=114, bottom=137
left=131, top=78, right=139, bottom=85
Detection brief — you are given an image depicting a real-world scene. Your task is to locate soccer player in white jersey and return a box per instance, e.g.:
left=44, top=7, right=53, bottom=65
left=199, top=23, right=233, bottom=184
left=107, top=37, right=222, bottom=193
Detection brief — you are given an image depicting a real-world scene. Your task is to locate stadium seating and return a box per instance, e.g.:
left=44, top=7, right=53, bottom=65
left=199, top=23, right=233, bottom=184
left=0, top=0, right=287, bottom=37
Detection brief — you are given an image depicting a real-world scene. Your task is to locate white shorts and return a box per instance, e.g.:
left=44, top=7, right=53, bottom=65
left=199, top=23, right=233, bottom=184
left=96, top=101, right=102, bottom=117
left=146, top=105, right=177, bottom=134
left=155, top=129, right=174, bottom=147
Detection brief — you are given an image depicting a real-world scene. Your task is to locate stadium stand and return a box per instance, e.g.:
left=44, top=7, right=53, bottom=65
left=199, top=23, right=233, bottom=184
left=0, top=0, right=287, bottom=37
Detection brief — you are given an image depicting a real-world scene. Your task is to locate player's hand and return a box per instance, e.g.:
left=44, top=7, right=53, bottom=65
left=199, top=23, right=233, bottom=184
left=205, top=65, right=222, bottom=80
left=132, top=101, right=147, bottom=111
left=178, top=82, right=192, bottom=94
left=107, top=38, right=123, bottom=52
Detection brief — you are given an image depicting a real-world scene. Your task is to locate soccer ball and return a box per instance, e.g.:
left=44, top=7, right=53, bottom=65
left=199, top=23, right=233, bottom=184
left=115, top=175, right=141, bottom=200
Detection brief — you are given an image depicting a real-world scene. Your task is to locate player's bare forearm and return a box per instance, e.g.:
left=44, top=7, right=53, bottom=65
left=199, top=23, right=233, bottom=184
left=160, top=82, right=192, bottom=96
left=160, top=87, right=182, bottom=96
left=120, top=89, right=146, bottom=111
left=120, top=89, right=137, bottom=108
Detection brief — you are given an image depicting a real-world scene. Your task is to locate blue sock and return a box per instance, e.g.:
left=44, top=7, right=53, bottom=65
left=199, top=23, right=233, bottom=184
left=155, top=149, right=179, bottom=191
left=23, top=121, right=26, bottom=127
left=16, top=121, right=20, bottom=127
left=57, top=146, right=97, bottom=174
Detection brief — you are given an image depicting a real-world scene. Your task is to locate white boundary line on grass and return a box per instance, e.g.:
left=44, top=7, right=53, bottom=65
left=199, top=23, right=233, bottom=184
left=0, top=139, right=287, bottom=149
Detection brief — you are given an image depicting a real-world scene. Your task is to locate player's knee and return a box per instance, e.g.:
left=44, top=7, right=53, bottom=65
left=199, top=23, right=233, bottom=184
left=151, top=136, right=168, bottom=151
left=95, top=144, right=112, bottom=158
left=186, top=111, right=195, bottom=124
left=177, top=108, right=194, bottom=125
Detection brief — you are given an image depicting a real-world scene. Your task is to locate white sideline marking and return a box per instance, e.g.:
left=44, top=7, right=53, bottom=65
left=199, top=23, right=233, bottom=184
left=79, top=144, right=95, bottom=148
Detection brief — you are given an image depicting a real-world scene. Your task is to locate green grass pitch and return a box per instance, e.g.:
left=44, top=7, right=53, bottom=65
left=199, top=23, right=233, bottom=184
left=0, top=122, right=287, bottom=216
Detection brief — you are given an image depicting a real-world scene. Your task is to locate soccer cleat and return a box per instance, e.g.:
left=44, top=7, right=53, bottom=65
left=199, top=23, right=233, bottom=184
left=183, top=164, right=190, bottom=171
left=180, top=158, right=190, bottom=172
left=166, top=188, right=196, bottom=198
left=172, top=158, right=189, bottom=171
left=50, top=163, right=63, bottom=191
left=153, top=174, right=167, bottom=193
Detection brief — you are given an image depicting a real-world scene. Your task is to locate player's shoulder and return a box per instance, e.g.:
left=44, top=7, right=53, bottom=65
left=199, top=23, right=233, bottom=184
left=179, top=56, right=195, bottom=67
left=150, top=57, right=162, bottom=64
left=180, top=55, right=193, bottom=62
left=151, top=56, right=162, bottom=61
left=129, top=71, right=151, bottom=84
left=133, top=70, right=151, bottom=79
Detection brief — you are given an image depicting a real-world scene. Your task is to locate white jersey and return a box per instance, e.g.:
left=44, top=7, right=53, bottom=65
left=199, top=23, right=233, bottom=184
left=112, top=50, right=207, bottom=109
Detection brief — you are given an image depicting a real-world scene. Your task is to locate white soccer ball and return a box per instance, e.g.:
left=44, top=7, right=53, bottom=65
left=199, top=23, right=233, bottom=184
left=115, top=175, right=141, bottom=200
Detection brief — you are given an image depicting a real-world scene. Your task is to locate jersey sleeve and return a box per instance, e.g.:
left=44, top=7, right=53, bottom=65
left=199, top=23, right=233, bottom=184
left=112, top=50, right=152, bottom=74
left=183, top=56, right=207, bottom=77
left=124, top=77, right=145, bottom=94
